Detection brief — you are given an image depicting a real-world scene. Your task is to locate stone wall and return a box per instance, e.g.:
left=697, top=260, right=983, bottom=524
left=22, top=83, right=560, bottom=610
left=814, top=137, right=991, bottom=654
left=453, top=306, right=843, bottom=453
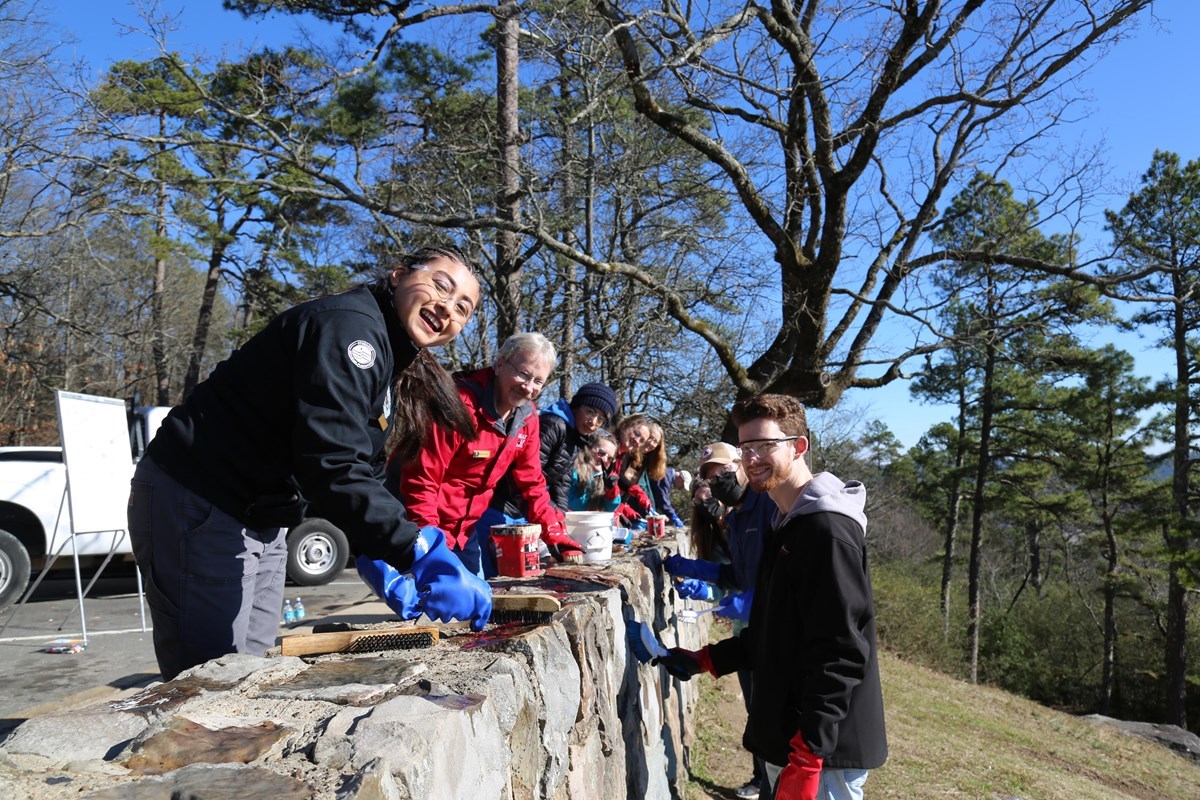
left=0, top=538, right=709, bottom=800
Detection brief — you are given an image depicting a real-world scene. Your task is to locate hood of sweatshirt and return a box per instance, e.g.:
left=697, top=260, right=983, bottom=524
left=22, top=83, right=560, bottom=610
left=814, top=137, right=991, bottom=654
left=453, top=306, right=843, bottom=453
left=778, top=472, right=867, bottom=533
left=545, top=397, right=574, bottom=426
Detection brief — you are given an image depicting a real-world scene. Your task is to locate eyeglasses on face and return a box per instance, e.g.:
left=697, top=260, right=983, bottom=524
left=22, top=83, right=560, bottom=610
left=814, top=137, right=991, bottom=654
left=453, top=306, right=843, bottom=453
left=738, top=437, right=798, bottom=459
left=413, top=264, right=474, bottom=324
left=503, top=360, right=547, bottom=388
left=578, top=406, right=610, bottom=427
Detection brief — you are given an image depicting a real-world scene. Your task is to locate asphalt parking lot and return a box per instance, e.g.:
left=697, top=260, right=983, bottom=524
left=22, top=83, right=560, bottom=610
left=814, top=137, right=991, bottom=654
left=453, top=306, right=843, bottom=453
left=0, top=564, right=373, bottom=737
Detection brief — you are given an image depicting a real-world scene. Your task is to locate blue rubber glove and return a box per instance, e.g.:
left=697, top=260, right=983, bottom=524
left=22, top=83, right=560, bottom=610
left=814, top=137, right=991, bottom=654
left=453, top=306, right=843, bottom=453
left=355, top=555, right=421, bottom=620
left=669, top=514, right=684, bottom=527
left=677, top=579, right=716, bottom=601
left=409, top=526, right=493, bottom=631
left=713, top=589, right=753, bottom=622
left=663, top=554, right=721, bottom=584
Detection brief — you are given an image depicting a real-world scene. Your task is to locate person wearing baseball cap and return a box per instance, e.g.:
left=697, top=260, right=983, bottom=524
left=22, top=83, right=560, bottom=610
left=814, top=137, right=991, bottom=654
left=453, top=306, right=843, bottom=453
left=699, top=442, right=742, bottom=472
left=667, top=438, right=773, bottom=799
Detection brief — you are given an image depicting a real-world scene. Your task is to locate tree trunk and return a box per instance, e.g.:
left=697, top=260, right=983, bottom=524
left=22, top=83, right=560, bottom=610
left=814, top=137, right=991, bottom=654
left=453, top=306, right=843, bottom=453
left=1027, top=519, right=1042, bottom=592
left=183, top=202, right=245, bottom=399
left=151, top=110, right=171, bottom=406
left=1100, top=509, right=1118, bottom=716
left=557, top=72, right=578, bottom=394
left=183, top=239, right=227, bottom=400
left=967, top=296, right=999, bottom=685
left=493, top=0, right=522, bottom=345
left=1163, top=280, right=1191, bottom=728
left=941, top=386, right=967, bottom=635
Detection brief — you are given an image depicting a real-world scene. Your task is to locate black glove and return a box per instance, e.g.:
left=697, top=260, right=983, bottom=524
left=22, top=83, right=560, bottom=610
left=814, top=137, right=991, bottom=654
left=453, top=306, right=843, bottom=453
left=652, top=646, right=713, bottom=681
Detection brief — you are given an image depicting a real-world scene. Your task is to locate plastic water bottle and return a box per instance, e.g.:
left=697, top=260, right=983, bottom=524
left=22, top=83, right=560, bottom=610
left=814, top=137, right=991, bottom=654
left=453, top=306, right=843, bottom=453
left=282, top=599, right=296, bottom=626
left=293, top=597, right=306, bottom=622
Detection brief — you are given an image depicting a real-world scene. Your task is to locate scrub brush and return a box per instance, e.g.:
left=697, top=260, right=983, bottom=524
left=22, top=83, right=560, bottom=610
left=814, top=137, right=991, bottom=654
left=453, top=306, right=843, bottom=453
left=488, top=593, right=561, bottom=626
left=280, top=625, right=439, bottom=657
left=627, top=620, right=670, bottom=664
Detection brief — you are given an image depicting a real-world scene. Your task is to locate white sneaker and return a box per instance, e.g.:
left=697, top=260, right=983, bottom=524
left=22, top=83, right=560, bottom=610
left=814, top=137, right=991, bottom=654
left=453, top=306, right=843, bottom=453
left=734, top=780, right=760, bottom=799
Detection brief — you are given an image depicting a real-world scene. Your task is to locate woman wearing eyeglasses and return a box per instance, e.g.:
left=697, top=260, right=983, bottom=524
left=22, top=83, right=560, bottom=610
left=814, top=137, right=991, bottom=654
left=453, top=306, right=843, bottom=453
left=129, top=245, right=493, bottom=681
left=614, top=415, right=685, bottom=528
left=393, top=332, right=587, bottom=576
left=567, top=429, right=622, bottom=512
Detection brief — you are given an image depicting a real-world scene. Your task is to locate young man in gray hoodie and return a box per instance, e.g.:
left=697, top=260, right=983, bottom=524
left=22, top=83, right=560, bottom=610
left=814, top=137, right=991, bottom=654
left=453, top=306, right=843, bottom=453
left=655, top=393, right=887, bottom=800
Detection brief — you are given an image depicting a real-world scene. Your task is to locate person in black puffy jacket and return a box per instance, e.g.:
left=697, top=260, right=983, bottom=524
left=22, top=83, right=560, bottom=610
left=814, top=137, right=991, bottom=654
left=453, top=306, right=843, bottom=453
left=538, top=382, right=619, bottom=510
left=491, top=381, right=618, bottom=518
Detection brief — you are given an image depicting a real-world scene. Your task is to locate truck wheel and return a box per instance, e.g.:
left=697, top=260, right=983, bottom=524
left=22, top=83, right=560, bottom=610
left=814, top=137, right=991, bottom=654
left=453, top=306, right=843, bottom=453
left=0, top=529, right=32, bottom=613
left=286, top=518, right=349, bottom=586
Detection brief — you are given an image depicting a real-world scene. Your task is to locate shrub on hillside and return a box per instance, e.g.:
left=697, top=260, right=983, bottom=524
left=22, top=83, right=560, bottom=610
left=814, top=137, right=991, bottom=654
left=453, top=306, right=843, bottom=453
left=872, top=559, right=968, bottom=677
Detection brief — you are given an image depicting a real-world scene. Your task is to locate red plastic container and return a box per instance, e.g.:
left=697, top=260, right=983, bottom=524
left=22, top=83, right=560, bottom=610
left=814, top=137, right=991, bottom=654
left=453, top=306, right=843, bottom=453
left=491, top=524, right=544, bottom=577
left=647, top=514, right=666, bottom=538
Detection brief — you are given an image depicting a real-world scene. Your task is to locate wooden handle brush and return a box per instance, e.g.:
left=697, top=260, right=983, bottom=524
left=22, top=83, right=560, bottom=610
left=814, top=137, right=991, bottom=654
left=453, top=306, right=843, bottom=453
left=488, top=592, right=561, bottom=626
left=280, top=625, right=439, bottom=657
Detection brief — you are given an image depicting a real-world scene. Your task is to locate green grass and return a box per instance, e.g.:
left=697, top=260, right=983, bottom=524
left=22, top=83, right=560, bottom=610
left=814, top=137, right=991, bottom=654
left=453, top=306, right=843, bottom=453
left=687, top=649, right=1200, bottom=799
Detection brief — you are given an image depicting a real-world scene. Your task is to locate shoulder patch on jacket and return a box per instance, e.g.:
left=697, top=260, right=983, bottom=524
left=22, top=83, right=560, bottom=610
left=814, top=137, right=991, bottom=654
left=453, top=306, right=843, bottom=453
left=347, top=340, right=376, bottom=369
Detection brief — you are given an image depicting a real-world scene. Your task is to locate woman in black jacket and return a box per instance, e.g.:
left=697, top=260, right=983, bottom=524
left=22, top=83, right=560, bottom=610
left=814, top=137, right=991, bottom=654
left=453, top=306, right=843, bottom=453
left=129, top=245, right=492, bottom=681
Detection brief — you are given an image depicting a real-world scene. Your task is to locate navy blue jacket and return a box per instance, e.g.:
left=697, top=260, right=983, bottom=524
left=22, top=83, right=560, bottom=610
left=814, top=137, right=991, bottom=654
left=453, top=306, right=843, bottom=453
left=717, top=489, right=772, bottom=593
left=146, top=283, right=424, bottom=568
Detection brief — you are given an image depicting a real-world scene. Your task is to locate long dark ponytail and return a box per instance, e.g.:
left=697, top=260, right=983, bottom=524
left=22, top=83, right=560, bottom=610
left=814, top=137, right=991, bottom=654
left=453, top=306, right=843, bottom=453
left=383, top=245, right=479, bottom=462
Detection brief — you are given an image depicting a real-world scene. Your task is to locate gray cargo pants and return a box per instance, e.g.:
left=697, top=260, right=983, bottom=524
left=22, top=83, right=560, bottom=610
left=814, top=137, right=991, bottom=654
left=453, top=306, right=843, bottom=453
left=128, top=457, right=288, bottom=681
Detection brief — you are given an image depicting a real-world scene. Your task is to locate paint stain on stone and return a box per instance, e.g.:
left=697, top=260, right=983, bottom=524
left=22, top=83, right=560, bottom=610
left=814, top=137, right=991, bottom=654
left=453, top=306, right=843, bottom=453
left=124, top=716, right=290, bottom=776
left=86, top=763, right=313, bottom=799
left=107, top=676, right=232, bottom=718
left=259, top=658, right=426, bottom=700
left=460, top=621, right=547, bottom=650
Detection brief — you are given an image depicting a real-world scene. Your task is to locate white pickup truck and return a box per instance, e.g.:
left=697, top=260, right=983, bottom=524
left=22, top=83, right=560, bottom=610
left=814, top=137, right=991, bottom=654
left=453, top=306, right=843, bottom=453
left=0, top=406, right=351, bottom=612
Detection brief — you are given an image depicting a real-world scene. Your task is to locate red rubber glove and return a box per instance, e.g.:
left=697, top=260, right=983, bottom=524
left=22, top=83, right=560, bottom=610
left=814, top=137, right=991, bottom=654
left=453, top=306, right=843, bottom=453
left=625, top=484, right=653, bottom=515
left=774, top=731, right=823, bottom=800
left=614, top=503, right=643, bottom=527
left=542, top=523, right=584, bottom=563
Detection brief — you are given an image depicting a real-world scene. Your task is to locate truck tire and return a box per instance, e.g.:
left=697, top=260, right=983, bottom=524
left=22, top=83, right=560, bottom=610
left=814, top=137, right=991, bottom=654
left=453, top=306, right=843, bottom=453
left=0, top=528, right=32, bottom=613
left=286, top=518, right=349, bottom=586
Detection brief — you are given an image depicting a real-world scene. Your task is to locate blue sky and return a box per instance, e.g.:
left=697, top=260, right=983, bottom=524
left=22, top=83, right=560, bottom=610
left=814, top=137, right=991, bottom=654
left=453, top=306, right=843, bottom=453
left=835, top=2, right=1198, bottom=447
left=48, top=1, right=1199, bottom=447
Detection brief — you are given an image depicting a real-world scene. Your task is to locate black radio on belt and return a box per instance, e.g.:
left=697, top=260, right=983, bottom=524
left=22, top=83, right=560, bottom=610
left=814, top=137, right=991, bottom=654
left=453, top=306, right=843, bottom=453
left=244, top=491, right=306, bottom=528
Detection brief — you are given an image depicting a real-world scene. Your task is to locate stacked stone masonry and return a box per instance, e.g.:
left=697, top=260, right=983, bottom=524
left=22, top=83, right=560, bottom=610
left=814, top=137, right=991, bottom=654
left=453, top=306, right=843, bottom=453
left=0, top=536, right=708, bottom=799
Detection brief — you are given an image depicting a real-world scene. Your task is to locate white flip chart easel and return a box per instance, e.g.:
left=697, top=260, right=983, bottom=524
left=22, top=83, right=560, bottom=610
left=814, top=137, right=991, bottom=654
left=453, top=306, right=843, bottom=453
left=55, top=391, right=147, bottom=642
left=0, top=392, right=149, bottom=644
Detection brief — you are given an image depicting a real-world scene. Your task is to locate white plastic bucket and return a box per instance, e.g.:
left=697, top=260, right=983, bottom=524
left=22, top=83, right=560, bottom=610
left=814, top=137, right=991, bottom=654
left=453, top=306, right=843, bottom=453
left=564, top=511, right=615, bottom=564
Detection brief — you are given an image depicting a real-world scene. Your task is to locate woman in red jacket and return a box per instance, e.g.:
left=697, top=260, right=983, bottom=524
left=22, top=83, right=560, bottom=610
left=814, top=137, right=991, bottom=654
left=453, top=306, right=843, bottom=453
left=393, top=332, right=584, bottom=576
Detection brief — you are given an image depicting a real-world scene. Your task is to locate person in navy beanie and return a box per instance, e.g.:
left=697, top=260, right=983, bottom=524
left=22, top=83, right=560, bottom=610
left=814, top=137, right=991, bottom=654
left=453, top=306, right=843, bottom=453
left=570, top=382, right=618, bottom=422
left=490, top=381, right=619, bottom=519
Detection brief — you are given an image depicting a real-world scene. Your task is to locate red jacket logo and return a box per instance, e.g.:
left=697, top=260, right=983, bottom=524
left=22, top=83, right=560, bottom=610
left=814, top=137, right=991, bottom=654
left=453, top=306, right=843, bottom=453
left=516, top=433, right=528, bottom=448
